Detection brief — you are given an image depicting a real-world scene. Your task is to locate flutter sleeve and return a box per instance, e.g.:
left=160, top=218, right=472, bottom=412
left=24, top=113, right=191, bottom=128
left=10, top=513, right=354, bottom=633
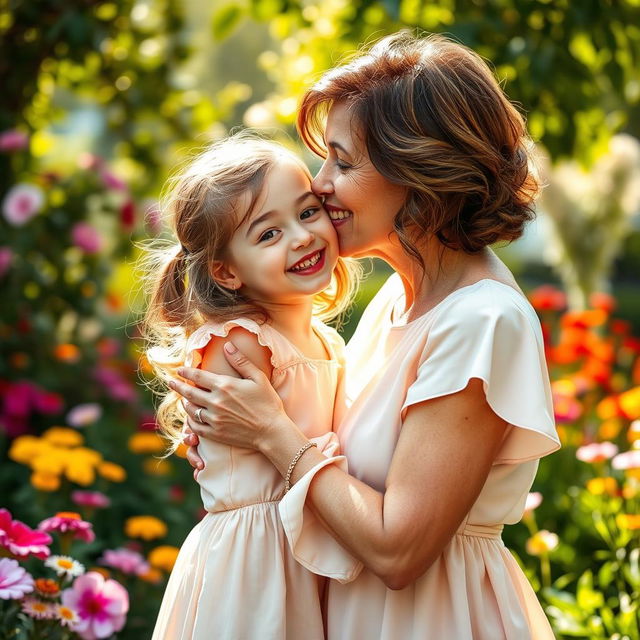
left=278, top=433, right=363, bottom=583
left=402, top=285, right=560, bottom=464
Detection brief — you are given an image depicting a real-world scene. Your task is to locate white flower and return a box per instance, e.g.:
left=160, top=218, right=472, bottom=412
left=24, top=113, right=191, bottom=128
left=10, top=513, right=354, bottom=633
left=56, top=603, right=80, bottom=628
left=2, top=183, right=45, bottom=226
left=45, top=555, right=85, bottom=578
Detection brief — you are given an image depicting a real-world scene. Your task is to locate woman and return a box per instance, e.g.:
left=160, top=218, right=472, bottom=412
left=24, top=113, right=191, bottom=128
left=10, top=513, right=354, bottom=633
left=171, top=31, right=561, bottom=639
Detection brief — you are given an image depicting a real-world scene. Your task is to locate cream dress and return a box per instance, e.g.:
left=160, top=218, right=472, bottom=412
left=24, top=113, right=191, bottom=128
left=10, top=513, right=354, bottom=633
left=152, top=317, right=360, bottom=640
left=280, top=275, right=561, bottom=640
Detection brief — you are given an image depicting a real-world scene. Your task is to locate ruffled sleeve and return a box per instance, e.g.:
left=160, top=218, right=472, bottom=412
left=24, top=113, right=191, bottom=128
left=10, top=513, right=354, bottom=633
left=279, top=432, right=363, bottom=583
left=401, top=284, right=560, bottom=464
left=185, top=318, right=280, bottom=370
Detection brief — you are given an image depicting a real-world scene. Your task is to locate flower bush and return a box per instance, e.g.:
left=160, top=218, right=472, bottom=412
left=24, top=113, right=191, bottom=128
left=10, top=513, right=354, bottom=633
left=503, top=285, right=640, bottom=637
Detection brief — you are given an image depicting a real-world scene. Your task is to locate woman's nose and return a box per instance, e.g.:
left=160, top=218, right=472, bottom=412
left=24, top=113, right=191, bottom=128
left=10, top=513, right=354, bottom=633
left=311, top=160, right=333, bottom=196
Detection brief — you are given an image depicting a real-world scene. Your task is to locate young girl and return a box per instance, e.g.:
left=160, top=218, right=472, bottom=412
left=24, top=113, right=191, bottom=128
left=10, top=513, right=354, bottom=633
left=145, top=134, right=362, bottom=639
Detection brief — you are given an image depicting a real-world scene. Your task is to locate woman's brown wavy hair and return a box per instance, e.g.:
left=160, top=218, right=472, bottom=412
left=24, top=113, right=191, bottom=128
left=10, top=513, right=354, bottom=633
left=298, top=31, right=539, bottom=264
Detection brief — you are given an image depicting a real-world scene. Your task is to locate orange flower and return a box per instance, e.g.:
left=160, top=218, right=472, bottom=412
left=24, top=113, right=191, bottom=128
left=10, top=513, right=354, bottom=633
left=586, top=477, right=618, bottom=496
left=561, top=309, right=607, bottom=329
left=596, top=396, right=621, bottom=421
left=616, top=514, right=640, bottom=530
left=53, top=343, right=81, bottom=363
left=98, top=461, right=126, bottom=482
left=138, top=567, right=163, bottom=584
left=589, top=292, right=616, bottom=314
left=35, top=578, right=60, bottom=597
left=528, top=285, right=566, bottom=312
left=619, top=387, right=640, bottom=420
left=599, top=419, right=622, bottom=440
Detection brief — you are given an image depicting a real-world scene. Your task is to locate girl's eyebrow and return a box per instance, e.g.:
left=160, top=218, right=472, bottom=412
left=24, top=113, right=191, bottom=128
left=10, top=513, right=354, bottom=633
left=245, top=191, right=316, bottom=237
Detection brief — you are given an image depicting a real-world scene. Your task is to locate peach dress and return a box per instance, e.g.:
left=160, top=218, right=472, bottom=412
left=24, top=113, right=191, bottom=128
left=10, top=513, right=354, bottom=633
left=152, top=317, right=360, bottom=640
left=280, top=275, right=561, bottom=640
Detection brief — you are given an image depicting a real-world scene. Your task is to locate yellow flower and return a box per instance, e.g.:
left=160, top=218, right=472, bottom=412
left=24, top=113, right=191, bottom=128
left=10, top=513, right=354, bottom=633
left=9, top=435, right=44, bottom=464
left=31, top=471, right=61, bottom=492
left=174, top=442, right=188, bottom=459
left=65, top=460, right=96, bottom=486
left=616, top=514, right=640, bottom=530
left=599, top=418, right=622, bottom=440
left=42, top=427, right=84, bottom=448
left=72, top=447, right=103, bottom=466
left=128, top=432, right=166, bottom=455
left=98, top=461, right=127, bottom=482
left=525, top=530, right=559, bottom=556
left=143, top=457, right=171, bottom=476
left=148, top=545, right=180, bottom=572
left=31, top=448, right=67, bottom=475
left=620, top=386, right=640, bottom=420
left=138, top=567, right=163, bottom=584
left=628, top=420, right=640, bottom=443
left=586, top=477, right=618, bottom=496
left=125, top=516, right=167, bottom=540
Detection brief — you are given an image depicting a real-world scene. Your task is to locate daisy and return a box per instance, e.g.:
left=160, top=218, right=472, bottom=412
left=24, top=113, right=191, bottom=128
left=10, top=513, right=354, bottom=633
left=56, top=603, right=80, bottom=628
left=21, top=596, right=55, bottom=619
left=45, top=555, right=85, bottom=578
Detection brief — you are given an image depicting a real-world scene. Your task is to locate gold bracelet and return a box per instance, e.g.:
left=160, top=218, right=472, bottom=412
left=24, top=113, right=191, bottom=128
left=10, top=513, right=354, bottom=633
left=284, top=442, right=318, bottom=493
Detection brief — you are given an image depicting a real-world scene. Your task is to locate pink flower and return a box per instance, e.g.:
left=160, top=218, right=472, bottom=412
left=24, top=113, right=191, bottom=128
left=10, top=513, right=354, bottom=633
left=72, top=491, right=111, bottom=509
left=2, top=183, right=45, bottom=226
left=0, top=558, right=34, bottom=599
left=613, top=450, right=640, bottom=470
left=99, top=548, right=149, bottom=576
left=100, top=169, right=127, bottom=191
left=32, top=388, right=64, bottom=415
left=0, top=247, right=13, bottom=278
left=142, top=199, right=162, bottom=234
left=38, top=512, right=95, bottom=543
left=0, top=509, right=52, bottom=559
left=71, top=222, right=102, bottom=254
left=0, top=129, right=29, bottom=152
left=576, top=442, right=619, bottom=463
left=67, top=403, right=102, bottom=427
left=61, top=572, right=129, bottom=640
left=524, top=492, right=543, bottom=516
left=3, top=381, right=33, bottom=417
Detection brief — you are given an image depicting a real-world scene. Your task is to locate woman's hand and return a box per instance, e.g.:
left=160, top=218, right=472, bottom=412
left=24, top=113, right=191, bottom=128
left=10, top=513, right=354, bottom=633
left=170, top=342, right=288, bottom=452
left=182, top=427, right=203, bottom=480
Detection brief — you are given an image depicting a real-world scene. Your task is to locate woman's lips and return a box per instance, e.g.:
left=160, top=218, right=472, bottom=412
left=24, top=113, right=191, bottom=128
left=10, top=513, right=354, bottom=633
left=325, top=205, right=353, bottom=228
left=287, top=248, right=326, bottom=275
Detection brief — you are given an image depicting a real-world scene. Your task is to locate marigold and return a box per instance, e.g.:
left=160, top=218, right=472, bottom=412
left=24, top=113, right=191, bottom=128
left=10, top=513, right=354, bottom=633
left=586, top=477, right=618, bottom=496
left=525, top=530, right=559, bottom=556
left=148, top=545, right=180, bottom=572
left=616, top=514, right=640, bottom=530
left=128, top=432, right=165, bottom=455
left=42, top=426, right=84, bottom=448
left=125, top=516, right=167, bottom=541
left=71, top=447, right=103, bottom=466
left=8, top=435, right=44, bottom=464
left=65, top=459, right=96, bottom=486
left=98, top=461, right=126, bottom=482
left=53, top=343, right=81, bottom=363
left=31, top=471, right=61, bottom=492
left=599, top=419, right=623, bottom=440
left=31, top=449, right=67, bottom=475
left=35, top=578, right=60, bottom=597
left=620, top=387, right=640, bottom=420
left=596, top=396, right=620, bottom=421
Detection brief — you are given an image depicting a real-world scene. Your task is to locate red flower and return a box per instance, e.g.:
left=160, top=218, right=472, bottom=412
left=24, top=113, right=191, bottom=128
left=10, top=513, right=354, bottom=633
left=120, top=200, right=135, bottom=229
left=529, top=285, right=566, bottom=312
left=0, top=509, right=52, bottom=559
left=589, top=292, right=616, bottom=314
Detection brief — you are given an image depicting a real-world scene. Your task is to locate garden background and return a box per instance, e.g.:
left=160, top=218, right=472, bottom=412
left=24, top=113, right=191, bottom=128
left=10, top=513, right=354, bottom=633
left=1, top=0, right=640, bottom=638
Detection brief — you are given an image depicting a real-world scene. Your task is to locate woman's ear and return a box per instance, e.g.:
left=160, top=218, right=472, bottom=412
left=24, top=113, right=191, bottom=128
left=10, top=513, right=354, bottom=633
left=210, top=260, right=241, bottom=290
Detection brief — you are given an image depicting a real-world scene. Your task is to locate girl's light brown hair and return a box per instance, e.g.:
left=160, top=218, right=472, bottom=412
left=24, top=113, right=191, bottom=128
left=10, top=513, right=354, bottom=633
left=142, top=133, right=360, bottom=447
left=298, top=31, right=539, bottom=265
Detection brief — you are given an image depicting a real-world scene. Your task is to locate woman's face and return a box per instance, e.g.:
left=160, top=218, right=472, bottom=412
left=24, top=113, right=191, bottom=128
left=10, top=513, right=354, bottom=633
left=311, top=101, right=407, bottom=259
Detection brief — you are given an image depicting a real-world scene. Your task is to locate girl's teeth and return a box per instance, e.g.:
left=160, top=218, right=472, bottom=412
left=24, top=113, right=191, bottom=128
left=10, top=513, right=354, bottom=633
left=328, top=210, right=352, bottom=220
left=291, top=252, right=320, bottom=271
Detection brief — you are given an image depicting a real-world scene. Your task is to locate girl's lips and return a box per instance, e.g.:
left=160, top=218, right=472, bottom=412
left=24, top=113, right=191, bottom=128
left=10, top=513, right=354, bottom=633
left=287, top=248, right=326, bottom=275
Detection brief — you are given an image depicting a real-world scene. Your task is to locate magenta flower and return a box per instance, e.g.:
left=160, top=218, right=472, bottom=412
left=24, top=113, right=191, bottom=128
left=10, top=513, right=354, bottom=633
left=0, top=129, right=29, bottom=152
left=576, top=442, right=619, bottom=463
left=0, top=558, right=34, bottom=599
left=32, top=388, right=64, bottom=415
left=0, top=509, right=52, bottom=559
left=3, top=381, right=33, bottom=417
left=61, top=572, right=129, bottom=640
left=99, top=169, right=127, bottom=191
left=72, top=491, right=111, bottom=509
left=67, top=403, right=102, bottom=427
left=71, top=222, right=102, bottom=254
left=0, top=247, right=13, bottom=278
left=2, top=183, right=45, bottom=226
left=38, top=512, right=95, bottom=543
left=99, top=548, right=149, bottom=576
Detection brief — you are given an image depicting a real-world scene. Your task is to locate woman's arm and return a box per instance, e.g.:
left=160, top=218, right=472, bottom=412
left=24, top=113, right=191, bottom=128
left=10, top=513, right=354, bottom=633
left=173, top=343, right=507, bottom=590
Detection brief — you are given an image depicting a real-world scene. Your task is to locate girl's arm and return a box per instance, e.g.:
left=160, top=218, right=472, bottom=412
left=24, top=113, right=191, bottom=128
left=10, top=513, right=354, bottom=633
left=173, top=344, right=507, bottom=590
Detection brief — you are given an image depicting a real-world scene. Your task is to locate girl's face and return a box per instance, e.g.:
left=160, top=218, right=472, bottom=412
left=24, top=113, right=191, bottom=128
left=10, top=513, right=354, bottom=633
left=217, top=156, right=339, bottom=307
left=311, top=101, right=408, bottom=259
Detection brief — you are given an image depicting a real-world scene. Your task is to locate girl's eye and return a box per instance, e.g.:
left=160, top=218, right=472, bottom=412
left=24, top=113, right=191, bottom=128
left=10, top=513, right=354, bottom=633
left=300, top=207, right=319, bottom=220
left=259, top=229, right=279, bottom=242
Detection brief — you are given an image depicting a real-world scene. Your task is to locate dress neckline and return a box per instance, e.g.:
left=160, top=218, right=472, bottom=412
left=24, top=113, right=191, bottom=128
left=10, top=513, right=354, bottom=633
left=389, top=278, right=525, bottom=329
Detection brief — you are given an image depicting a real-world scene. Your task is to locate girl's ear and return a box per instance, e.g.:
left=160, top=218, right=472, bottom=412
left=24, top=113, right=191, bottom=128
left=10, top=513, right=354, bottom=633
left=210, top=260, right=242, bottom=290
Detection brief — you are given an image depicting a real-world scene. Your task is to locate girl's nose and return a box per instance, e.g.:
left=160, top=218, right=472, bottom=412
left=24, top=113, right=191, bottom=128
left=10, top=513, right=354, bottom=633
left=311, top=160, right=333, bottom=197
left=292, top=225, right=314, bottom=250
